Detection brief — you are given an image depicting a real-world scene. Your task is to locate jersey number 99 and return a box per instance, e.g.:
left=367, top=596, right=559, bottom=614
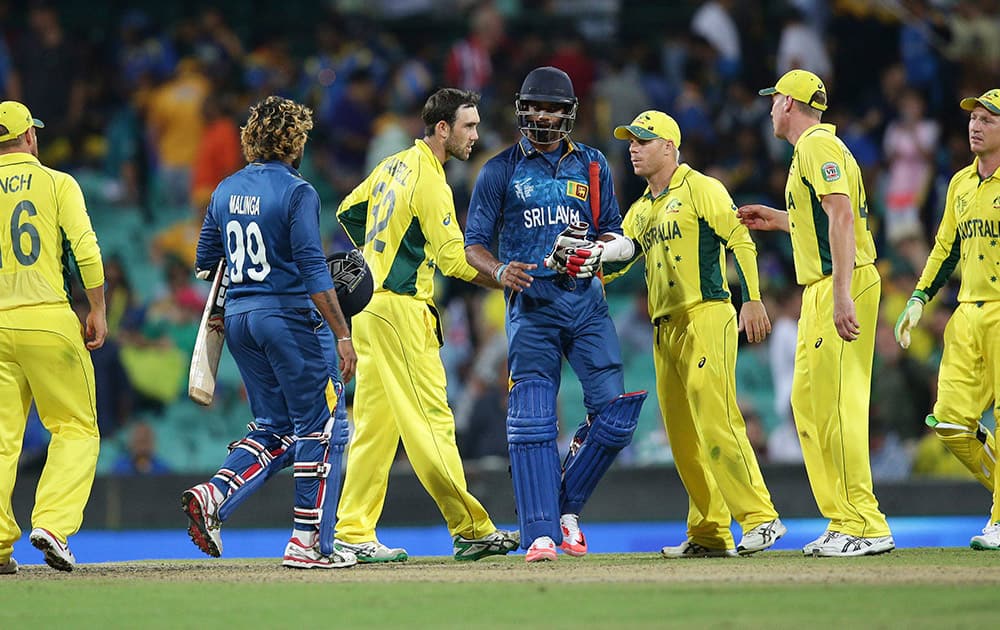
left=226, top=220, right=271, bottom=283
left=0, top=200, right=41, bottom=268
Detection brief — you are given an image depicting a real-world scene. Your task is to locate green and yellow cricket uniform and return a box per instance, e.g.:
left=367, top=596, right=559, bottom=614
left=914, top=158, right=1000, bottom=517
left=0, top=152, right=103, bottom=562
left=785, top=123, right=890, bottom=538
left=335, top=140, right=497, bottom=543
left=608, top=163, right=777, bottom=549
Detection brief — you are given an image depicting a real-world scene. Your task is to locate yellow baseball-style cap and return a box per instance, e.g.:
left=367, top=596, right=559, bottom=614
left=0, top=101, right=44, bottom=143
left=758, top=69, right=828, bottom=112
left=614, top=110, right=682, bottom=147
left=960, top=89, right=1000, bottom=115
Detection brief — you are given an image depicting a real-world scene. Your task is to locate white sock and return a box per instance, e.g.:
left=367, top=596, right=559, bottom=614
left=293, top=528, right=317, bottom=544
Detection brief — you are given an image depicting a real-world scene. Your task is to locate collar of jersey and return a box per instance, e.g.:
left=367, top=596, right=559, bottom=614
left=0, top=151, right=40, bottom=167
left=970, top=157, right=1000, bottom=182
left=517, top=135, right=576, bottom=158
left=643, top=163, right=692, bottom=200
left=798, top=122, right=837, bottom=142
left=249, top=160, right=301, bottom=176
left=414, top=139, right=445, bottom=176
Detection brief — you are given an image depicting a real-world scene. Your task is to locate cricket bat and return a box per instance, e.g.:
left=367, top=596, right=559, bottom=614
left=189, top=259, right=229, bottom=405
left=589, top=160, right=604, bottom=282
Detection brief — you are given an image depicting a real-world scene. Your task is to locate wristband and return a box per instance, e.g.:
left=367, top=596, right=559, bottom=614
left=910, top=289, right=929, bottom=305
left=493, top=263, right=508, bottom=283
left=337, top=336, right=351, bottom=342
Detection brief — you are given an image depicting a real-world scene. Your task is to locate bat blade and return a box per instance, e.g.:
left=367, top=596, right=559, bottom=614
left=188, top=260, right=229, bottom=405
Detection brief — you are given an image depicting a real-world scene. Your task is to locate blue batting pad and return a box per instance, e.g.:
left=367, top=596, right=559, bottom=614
left=508, top=379, right=562, bottom=547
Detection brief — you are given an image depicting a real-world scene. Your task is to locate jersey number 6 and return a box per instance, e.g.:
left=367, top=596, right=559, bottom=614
left=1, top=200, right=41, bottom=268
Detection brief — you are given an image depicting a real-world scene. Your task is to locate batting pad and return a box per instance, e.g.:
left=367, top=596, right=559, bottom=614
left=216, top=423, right=296, bottom=522
left=561, top=391, right=647, bottom=515
left=927, top=415, right=997, bottom=491
left=508, top=379, right=562, bottom=547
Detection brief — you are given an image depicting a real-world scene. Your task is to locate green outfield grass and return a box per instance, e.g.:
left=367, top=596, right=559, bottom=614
left=3, top=550, right=996, bottom=629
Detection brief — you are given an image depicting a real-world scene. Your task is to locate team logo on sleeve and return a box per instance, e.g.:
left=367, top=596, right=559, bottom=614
left=821, top=162, right=841, bottom=182
left=566, top=181, right=590, bottom=201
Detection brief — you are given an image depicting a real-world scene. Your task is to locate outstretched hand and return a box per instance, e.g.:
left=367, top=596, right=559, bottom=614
left=498, top=261, right=536, bottom=292
left=737, top=204, right=782, bottom=231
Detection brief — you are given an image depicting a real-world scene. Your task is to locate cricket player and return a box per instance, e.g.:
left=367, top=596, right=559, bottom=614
left=334, top=88, right=520, bottom=563
left=738, top=70, right=894, bottom=556
left=185, top=96, right=358, bottom=570
left=609, top=110, right=784, bottom=558
left=465, top=67, right=647, bottom=562
left=0, top=101, right=106, bottom=574
left=894, top=89, right=1000, bottom=550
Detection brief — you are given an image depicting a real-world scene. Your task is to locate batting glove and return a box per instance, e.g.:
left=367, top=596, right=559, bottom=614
left=894, top=290, right=928, bottom=349
left=544, top=222, right=590, bottom=273
left=565, top=241, right=604, bottom=278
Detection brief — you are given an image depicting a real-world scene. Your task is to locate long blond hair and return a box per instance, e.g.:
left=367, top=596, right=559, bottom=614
left=241, top=96, right=313, bottom=163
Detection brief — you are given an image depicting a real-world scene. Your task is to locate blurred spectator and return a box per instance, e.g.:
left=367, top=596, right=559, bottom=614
left=111, top=421, right=171, bottom=475
left=871, top=315, right=935, bottom=442
left=776, top=6, right=832, bottom=79
left=882, top=88, right=938, bottom=248
left=691, top=0, right=741, bottom=80
left=766, top=287, right=803, bottom=463
left=444, top=2, right=505, bottom=96
left=322, top=67, right=377, bottom=195
left=145, top=57, right=211, bottom=208
left=190, top=94, right=242, bottom=212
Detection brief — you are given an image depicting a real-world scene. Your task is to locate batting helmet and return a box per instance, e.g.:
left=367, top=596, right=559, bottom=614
left=327, top=249, right=373, bottom=318
left=515, top=66, right=578, bottom=145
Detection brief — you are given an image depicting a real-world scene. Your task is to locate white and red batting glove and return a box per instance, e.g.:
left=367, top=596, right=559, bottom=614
left=565, top=241, right=604, bottom=278
left=544, top=222, right=590, bottom=273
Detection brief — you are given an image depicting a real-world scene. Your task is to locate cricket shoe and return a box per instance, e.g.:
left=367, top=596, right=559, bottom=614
left=525, top=536, right=557, bottom=562
left=181, top=482, right=225, bottom=557
left=970, top=521, right=1000, bottom=551
left=334, top=539, right=408, bottom=563
left=660, top=540, right=737, bottom=559
left=29, top=528, right=76, bottom=572
left=814, top=534, right=895, bottom=557
left=454, top=529, right=520, bottom=561
left=559, top=514, right=588, bottom=557
left=0, top=557, right=17, bottom=575
left=737, top=518, right=787, bottom=555
left=283, top=536, right=357, bottom=569
left=802, top=530, right=841, bottom=555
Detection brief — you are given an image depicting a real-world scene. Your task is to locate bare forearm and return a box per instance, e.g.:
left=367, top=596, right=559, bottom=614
left=465, top=244, right=503, bottom=288
left=826, top=202, right=856, bottom=300
left=310, top=289, right=351, bottom=339
left=85, top=285, right=106, bottom=314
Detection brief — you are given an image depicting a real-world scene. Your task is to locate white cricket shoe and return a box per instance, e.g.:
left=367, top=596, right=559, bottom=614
left=660, top=540, right=737, bottom=559
left=283, top=536, right=357, bottom=569
left=334, top=539, right=408, bottom=563
left=181, top=482, right=225, bottom=557
left=0, top=557, right=17, bottom=575
left=814, top=534, right=895, bottom=557
left=560, top=514, right=588, bottom=557
left=29, top=528, right=76, bottom=572
left=525, top=536, right=557, bottom=562
left=802, top=530, right=841, bottom=555
left=454, top=529, right=520, bottom=561
left=970, top=521, right=1000, bottom=551
left=737, top=518, right=787, bottom=555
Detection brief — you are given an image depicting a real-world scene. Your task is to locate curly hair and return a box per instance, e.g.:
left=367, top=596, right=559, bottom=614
left=241, top=96, right=314, bottom=163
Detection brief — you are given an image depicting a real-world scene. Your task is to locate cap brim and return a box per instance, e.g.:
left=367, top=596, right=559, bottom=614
left=961, top=97, right=1000, bottom=115
left=614, top=125, right=659, bottom=140
left=758, top=87, right=778, bottom=96
left=32, top=118, right=45, bottom=129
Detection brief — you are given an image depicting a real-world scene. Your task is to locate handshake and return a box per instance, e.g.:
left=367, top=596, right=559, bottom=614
left=543, top=222, right=603, bottom=279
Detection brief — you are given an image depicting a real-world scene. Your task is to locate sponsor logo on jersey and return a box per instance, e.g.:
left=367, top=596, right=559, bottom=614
left=993, top=195, right=1000, bottom=210
left=821, top=162, right=841, bottom=182
left=566, top=181, right=589, bottom=201
left=523, top=206, right=582, bottom=229
left=955, top=193, right=968, bottom=216
left=443, top=213, right=452, bottom=226
left=665, top=198, right=682, bottom=214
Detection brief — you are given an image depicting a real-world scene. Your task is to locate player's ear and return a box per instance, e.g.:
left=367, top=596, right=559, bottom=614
left=435, top=119, right=450, bottom=140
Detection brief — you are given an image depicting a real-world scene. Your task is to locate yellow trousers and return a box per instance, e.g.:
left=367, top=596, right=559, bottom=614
left=792, top=265, right=890, bottom=538
left=335, top=293, right=496, bottom=543
left=0, top=306, right=100, bottom=562
left=654, top=301, right=778, bottom=549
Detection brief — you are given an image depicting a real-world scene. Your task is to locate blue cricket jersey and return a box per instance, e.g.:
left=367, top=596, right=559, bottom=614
left=465, top=136, right=623, bottom=278
left=195, top=161, right=334, bottom=315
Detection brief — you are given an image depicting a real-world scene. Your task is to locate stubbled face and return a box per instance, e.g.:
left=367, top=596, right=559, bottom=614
left=769, top=94, right=791, bottom=140
left=628, top=137, right=672, bottom=178
left=444, top=105, right=480, bottom=161
left=969, top=105, right=1000, bottom=158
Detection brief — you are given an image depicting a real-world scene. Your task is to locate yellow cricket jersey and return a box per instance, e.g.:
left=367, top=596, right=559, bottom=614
left=785, top=123, right=876, bottom=285
left=607, top=163, right=761, bottom=320
left=0, top=152, right=103, bottom=310
left=337, top=139, right=478, bottom=304
left=916, top=158, right=1000, bottom=303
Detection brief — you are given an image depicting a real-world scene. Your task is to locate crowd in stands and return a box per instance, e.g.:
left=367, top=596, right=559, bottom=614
left=5, top=0, right=998, bottom=483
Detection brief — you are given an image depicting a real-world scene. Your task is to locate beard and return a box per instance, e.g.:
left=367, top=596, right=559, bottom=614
left=445, top=136, right=470, bottom=161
